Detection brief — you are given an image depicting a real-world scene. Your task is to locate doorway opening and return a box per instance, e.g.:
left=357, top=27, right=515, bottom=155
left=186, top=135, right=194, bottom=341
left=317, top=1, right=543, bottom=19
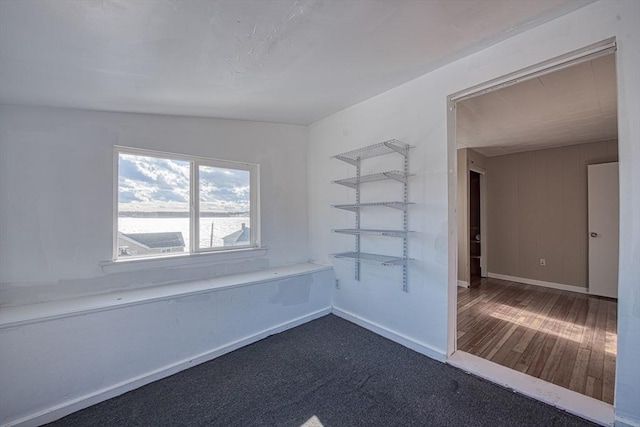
left=447, top=39, right=619, bottom=422
left=469, top=170, right=482, bottom=287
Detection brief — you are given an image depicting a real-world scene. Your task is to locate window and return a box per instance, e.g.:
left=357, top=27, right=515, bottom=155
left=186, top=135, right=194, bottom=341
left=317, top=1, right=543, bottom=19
left=115, top=147, right=259, bottom=260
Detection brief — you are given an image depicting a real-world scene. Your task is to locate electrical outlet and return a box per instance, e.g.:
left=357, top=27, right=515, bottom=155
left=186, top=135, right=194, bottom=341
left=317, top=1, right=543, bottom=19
left=539, top=258, right=546, bottom=266
left=335, top=279, right=340, bottom=289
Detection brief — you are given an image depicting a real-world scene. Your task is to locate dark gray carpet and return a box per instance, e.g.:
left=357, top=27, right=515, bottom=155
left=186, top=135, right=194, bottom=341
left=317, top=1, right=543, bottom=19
left=47, top=314, right=594, bottom=426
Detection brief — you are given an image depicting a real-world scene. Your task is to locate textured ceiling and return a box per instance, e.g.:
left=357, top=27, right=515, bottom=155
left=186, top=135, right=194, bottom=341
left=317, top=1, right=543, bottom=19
left=457, top=54, right=617, bottom=156
left=0, top=0, right=593, bottom=125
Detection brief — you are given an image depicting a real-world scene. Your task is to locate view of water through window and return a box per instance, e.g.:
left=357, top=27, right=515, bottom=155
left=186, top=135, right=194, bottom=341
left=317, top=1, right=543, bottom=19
left=117, top=152, right=252, bottom=258
left=118, top=216, right=250, bottom=251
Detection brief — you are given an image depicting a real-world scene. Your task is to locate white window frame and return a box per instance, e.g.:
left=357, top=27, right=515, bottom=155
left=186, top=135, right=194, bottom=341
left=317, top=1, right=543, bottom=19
left=113, top=146, right=260, bottom=261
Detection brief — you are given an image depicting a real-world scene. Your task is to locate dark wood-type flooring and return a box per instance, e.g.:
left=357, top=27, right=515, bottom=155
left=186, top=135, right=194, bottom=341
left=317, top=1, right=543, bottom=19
left=457, top=278, right=617, bottom=404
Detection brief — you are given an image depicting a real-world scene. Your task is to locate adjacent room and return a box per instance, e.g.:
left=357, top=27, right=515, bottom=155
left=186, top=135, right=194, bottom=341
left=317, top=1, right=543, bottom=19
left=1, top=1, right=638, bottom=427
left=455, top=52, right=619, bottom=404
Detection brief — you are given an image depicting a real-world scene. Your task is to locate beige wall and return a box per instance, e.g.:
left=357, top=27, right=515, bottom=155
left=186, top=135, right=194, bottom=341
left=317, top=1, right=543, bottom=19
left=487, top=140, right=618, bottom=288
left=457, top=148, right=487, bottom=284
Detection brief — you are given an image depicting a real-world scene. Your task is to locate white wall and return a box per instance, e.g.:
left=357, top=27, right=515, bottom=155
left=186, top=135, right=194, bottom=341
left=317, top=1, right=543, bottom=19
left=0, top=267, right=333, bottom=426
left=0, top=106, right=336, bottom=426
left=309, top=85, right=450, bottom=359
left=308, top=0, right=639, bottom=424
left=0, top=105, right=310, bottom=304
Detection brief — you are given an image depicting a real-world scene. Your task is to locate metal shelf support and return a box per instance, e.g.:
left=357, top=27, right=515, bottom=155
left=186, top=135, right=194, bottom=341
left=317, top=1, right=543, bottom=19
left=402, top=149, right=409, bottom=292
left=355, top=157, right=361, bottom=281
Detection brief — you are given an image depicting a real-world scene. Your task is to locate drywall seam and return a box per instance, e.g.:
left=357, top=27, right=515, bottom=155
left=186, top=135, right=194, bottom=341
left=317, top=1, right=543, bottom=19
left=332, top=306, right=446, bottom=362
left=1, top=307, right=332, bottom=427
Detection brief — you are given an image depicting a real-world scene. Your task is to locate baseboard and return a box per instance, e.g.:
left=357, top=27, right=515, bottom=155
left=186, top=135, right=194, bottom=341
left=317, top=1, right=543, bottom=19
left=616, top=415, right=640, bottom=427
left=487, top=272, right=589, bottom=294
left=448, top=351, right=614, bottom=426
left=5, top=307, right=332, bottom=427
left=331, top=306, right=446, bottom=363
left=457, top=280, right=469, bottom=288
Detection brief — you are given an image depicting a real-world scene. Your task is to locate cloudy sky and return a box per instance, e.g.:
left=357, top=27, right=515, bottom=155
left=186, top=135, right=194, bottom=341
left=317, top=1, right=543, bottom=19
left=118, top=153, right=250, bottom=213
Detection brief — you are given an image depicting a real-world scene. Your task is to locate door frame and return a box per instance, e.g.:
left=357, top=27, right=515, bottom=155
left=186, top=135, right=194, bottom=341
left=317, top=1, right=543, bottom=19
left=469, top=165, right=487, bottom=278
left=445, top=38, right=618, bottom=424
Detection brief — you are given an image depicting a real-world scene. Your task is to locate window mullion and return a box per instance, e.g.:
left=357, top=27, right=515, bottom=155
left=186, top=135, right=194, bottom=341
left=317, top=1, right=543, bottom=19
left=251, top=166, right=259, bottom=248
left=191, top=161, right=198, bottom=253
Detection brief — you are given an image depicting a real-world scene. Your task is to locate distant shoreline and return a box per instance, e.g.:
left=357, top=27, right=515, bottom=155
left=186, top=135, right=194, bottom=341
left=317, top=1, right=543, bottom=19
left=118, top=212, right=248, bottom=218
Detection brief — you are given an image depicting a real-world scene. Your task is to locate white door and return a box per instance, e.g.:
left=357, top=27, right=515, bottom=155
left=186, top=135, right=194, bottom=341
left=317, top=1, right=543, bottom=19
left=588, top=162, right=619, bottom=298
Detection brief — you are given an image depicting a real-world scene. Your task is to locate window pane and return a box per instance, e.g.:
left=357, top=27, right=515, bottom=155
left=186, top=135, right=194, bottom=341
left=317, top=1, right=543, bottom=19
left=117, top=153, right=190, bottom=258
left=198, top=165, right=250, bottom=249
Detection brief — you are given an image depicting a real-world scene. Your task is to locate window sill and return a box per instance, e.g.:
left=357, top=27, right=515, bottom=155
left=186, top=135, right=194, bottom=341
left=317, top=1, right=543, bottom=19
left=100, top=247, right=268, bottom=274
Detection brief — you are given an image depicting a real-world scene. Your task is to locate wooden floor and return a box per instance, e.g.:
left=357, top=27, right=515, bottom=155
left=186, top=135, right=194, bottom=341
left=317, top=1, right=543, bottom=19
left=457, top=278, right=617, bottom=404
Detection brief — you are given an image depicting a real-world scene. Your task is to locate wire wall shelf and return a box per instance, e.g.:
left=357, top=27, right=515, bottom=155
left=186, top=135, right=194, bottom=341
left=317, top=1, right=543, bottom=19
left=333, top=171, right=412, bottom=188
left=332, top=201, right=414, bottom=212
left=333, top=139, right=413, bottom=166
left=330, top=139, right=413, bottom=292
left=333, top=228, right=410, bottom=238
left=332, top=252, right=407, bottom=266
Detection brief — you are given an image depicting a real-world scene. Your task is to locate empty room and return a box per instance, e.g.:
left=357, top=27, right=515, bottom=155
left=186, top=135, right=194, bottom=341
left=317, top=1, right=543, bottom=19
left=1, top=1, right=638, bottom=427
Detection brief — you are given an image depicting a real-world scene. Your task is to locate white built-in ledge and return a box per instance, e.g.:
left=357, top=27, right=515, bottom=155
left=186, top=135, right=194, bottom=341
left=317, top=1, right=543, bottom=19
left=100, top=247, right=269, bottom=274
left=0, top=263, right=332, bottom=330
